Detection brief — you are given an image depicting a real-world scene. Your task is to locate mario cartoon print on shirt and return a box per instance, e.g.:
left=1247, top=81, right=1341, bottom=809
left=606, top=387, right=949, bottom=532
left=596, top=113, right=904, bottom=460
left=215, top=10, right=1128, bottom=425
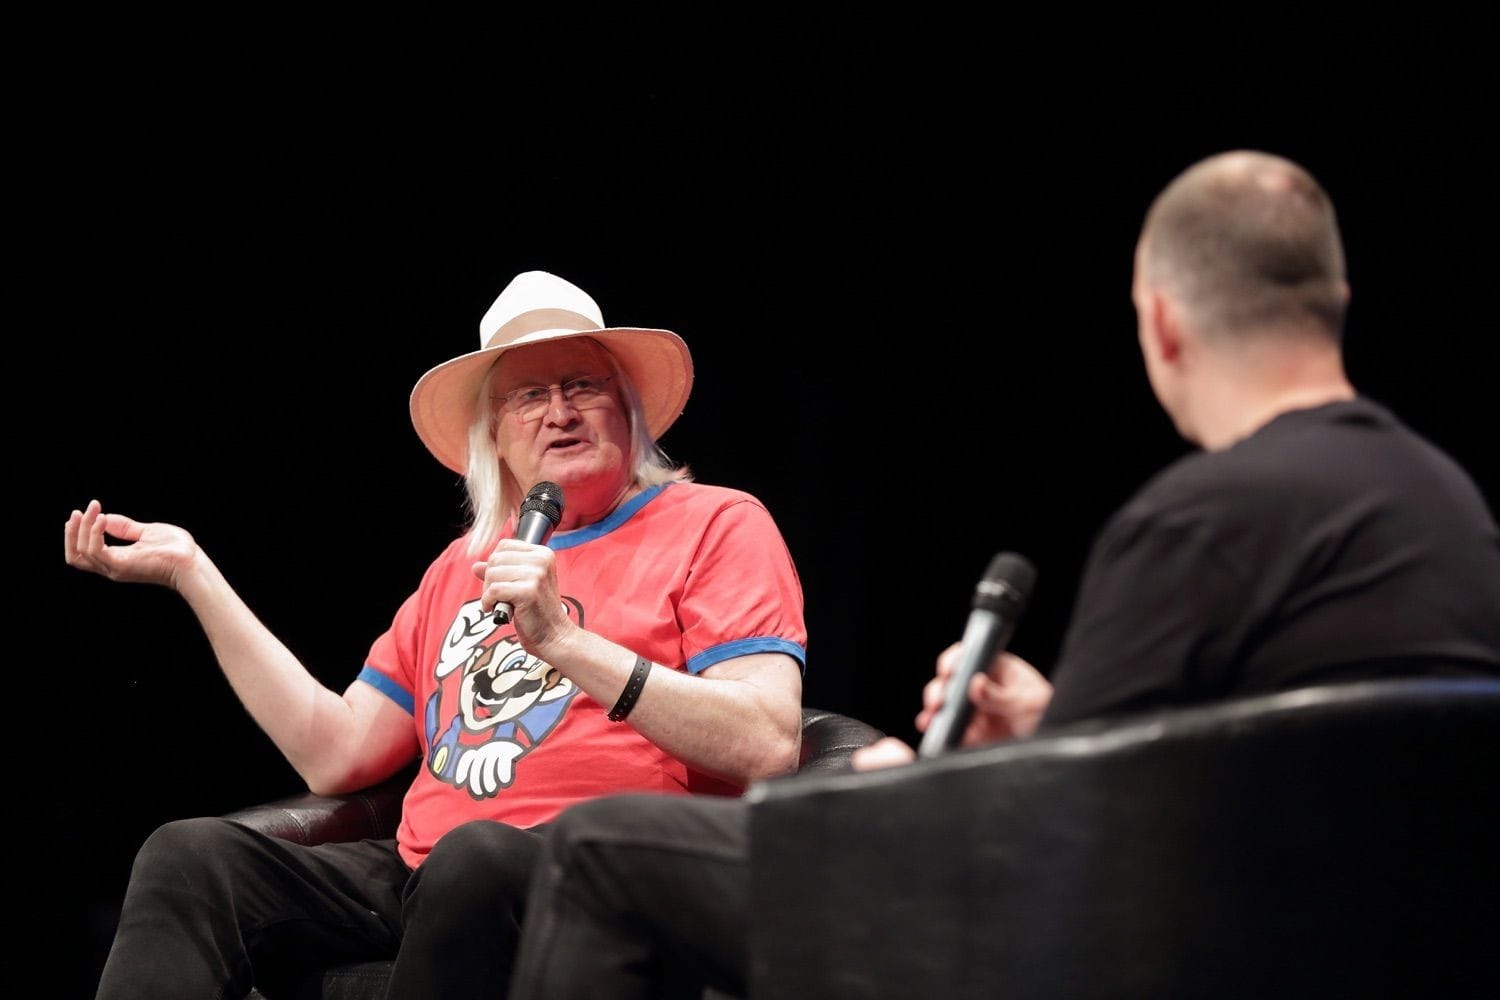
left=424, top=595, right=585, bottom=798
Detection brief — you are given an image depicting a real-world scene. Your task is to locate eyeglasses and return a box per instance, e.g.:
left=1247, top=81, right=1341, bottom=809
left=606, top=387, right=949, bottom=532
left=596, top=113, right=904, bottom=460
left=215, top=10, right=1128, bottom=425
left=491, top=374, right=616, bottom=422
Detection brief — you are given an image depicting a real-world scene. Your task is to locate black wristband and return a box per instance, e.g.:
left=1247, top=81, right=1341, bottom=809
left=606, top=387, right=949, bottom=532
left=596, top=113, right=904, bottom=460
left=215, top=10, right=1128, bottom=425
left=607, top=655, right=652, bottom=722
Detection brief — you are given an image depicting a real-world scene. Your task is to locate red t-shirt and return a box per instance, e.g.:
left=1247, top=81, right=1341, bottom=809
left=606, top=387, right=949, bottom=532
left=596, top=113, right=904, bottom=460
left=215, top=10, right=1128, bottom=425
left=359, top=482, right=807, bottom=867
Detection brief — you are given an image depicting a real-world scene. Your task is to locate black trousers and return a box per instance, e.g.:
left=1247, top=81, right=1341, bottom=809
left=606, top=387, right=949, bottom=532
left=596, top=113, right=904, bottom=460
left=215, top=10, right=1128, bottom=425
left=509, top=793, right=752, bottom=1000
left=94, top=815, right=542, bottom=999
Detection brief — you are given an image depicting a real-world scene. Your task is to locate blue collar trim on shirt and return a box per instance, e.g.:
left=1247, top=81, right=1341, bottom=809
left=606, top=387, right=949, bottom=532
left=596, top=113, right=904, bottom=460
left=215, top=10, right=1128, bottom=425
left=549, top=482, right=671, bottom=550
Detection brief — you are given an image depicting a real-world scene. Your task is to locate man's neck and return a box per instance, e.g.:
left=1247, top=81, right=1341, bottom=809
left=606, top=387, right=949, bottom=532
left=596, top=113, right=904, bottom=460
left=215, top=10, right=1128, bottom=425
left=555, top=478, right=645, bottom=533
left=1190, top=342, right=1356, bottom=451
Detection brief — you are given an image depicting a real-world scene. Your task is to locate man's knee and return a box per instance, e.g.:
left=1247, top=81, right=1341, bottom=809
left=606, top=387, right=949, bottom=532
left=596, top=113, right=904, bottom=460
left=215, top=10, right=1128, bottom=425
left=134, top=817, right=247, bottom=878
left=421, top=819, right=542, bottom=900
left=544, top=796, right=644, bottom=868
left=548, top=794, right=745, bottom=865
left=543, top=794, right=738, bottom=898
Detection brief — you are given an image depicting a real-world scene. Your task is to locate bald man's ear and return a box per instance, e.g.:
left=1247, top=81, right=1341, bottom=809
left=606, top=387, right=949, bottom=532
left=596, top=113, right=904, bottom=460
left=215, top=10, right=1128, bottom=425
left=1143, top=287, right=1185, bottom=365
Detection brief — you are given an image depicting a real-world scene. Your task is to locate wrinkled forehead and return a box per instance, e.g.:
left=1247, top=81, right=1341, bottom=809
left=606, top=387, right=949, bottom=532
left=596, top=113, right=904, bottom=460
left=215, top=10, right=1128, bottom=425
left=491, top=336, right=615, bottom=388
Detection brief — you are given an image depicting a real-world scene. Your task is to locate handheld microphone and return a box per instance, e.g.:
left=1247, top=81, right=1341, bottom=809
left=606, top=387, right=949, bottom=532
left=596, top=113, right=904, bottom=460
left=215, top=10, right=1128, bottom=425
left=916, top=551, right=1037, bottom=759
left=492, top=481, right=565, bottom=625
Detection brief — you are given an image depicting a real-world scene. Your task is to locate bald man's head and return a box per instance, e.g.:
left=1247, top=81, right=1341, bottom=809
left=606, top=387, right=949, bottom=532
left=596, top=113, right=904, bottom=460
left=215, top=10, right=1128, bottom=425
left=1139, top=151, right=1349, bottom=342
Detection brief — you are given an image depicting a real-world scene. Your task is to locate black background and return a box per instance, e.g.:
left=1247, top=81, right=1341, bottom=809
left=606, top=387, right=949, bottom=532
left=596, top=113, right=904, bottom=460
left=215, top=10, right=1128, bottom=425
left=23, top=11, right=1497, bottom=995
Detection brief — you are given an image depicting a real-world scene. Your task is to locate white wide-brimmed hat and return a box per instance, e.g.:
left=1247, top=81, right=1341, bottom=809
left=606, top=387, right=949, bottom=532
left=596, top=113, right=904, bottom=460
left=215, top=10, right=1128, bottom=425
left=409, top=270, right=694, bottom=474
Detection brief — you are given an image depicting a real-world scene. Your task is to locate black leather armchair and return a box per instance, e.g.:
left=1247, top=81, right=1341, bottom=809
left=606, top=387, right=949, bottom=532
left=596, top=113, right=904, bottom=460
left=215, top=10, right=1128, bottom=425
left=234, top=706, right=884, bottom=999
left=745, top=678, right=1500, bottom=999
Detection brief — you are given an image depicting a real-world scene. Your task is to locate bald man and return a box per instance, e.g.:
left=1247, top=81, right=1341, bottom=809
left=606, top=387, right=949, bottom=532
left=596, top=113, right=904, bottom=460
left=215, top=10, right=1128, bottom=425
left=898, top=150, right=1500, bottom=743
left=507, top=151, right=1500, bottom=999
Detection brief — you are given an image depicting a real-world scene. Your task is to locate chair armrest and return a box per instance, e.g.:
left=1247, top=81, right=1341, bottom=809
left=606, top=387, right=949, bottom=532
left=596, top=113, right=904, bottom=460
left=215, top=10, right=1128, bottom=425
left=798, top=707, right=885, bottom=774
left=222, top=767, right=412, bottom=846
left=219, top=706, right=880, bottom=847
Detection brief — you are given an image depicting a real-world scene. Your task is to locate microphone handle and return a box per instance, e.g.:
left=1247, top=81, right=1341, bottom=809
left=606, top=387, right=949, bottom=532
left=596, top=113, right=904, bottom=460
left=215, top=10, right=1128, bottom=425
left=492, top=511, right=557, bottom=625
left=916, top=609, right=1016, bottom=759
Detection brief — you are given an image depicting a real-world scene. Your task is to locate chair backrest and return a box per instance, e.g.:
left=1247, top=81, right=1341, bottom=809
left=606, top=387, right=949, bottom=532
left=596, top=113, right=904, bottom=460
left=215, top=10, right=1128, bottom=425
left=746, top=678, right=1500, bottom=999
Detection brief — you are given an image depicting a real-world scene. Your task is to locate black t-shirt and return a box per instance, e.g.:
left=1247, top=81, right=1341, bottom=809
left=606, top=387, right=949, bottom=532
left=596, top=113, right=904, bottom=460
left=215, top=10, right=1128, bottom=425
left=1041, top=397, right=1500, bottom=728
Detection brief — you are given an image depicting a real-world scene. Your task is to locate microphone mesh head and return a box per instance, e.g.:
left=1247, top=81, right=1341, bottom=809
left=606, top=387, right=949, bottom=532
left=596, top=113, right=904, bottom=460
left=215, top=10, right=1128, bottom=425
left=520, top=481, right=565, bottom=526
left=973, top=551, right=1036, bottom=614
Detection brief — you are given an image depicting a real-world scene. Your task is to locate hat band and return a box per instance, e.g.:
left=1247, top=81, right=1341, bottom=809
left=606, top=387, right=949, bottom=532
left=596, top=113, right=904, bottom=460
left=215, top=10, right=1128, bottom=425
left=484, top=308, right=601, bottom=350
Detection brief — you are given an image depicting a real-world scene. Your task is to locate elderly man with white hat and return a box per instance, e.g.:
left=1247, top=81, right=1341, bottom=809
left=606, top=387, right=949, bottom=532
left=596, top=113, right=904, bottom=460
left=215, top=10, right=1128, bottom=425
left=68, top=270, right=807, bottom=1000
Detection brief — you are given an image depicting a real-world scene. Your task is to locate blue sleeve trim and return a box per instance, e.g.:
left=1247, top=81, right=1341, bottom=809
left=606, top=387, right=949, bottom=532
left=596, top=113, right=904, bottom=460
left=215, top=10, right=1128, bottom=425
left=357, top=666, right=416, bottom=715
left=686, top=637, right=807, bottom=676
